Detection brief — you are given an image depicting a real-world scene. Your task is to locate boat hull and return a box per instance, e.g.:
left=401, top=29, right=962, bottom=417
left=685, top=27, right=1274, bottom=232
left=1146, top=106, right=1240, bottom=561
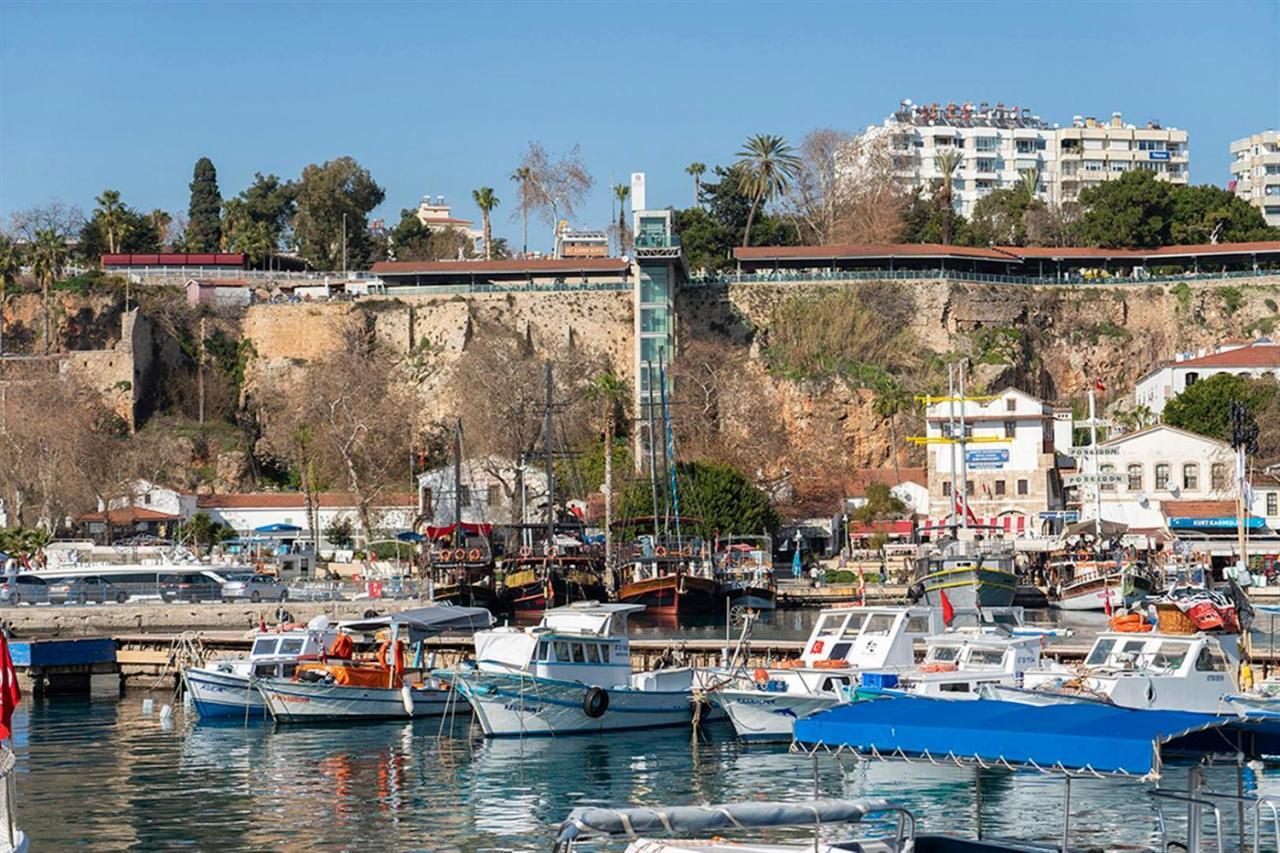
left=723, top=584, right=777, bottom=612
left=184, top=668, right=267, bottom=719
left=257, top=678, right=461, bottom=722
left=918, top=568, right=1017, bottom=609
left=1052, top=583, right=1126, bottom=612
left=431, top=582, right=497, bottom=609
left=709, top=689, right=838, bottom=742
left=507, top=575, right=608, bottom=613
left=447, top=671, right=693, bottom=737
left=616, top=575, right=721, bottom=616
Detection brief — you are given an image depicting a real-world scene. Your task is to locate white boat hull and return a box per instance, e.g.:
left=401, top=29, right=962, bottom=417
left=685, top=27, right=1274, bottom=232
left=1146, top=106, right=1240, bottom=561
left=1052, top=585, right=1126, bottom=612
left=256, top=678, right=460, bottom=722
left=449, top=671, right=693, bottom=737
left=184, top=668, right=266, bottom=719
left=709, top=689, right=839, bottom=742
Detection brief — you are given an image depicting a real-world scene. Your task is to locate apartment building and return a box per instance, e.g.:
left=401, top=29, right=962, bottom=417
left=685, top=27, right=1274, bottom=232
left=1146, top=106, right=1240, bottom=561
left=1230, top=130, right=1280, bottom=227
left=853, top=101, right=1189, bottom=214
left=1134, top=338, right=1280, bottom=417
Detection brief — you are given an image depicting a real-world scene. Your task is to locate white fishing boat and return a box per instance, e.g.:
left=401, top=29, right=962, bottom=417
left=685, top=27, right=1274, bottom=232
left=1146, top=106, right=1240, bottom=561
left=705, top=606, right=943, bottom=742
left=860, top=630, right=1046, bottom=700
left=183, top=616, right=338, bottom=719
left=1048, top=558, right=1160, bottom=611
left=911, top=538, right=1018, bottom=610
left=256, top=606, right=492, bottom=723
left=442, top=602, right=696, bottom=737
left=984, top=628, right=1240, bottom=713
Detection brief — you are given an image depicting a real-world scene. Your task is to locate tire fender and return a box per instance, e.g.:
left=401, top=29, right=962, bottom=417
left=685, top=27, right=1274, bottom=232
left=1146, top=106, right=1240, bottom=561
left=583, top=686, right=610, bottom=718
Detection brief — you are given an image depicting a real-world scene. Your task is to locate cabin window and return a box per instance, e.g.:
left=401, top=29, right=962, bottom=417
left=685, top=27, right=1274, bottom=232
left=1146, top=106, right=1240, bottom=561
left=1182, top=464, right=1199, bottom=491
left=1269, top=493, right=1279, bottom=517
left=278, top=638, right=304, bottom=656
left=929, top=645, right=961, bottom=663
left=1195, top=645, right=1226, bottom=672
left=1127, top=464, right=1143, bottom=491
left=599, top=645, right=611, bottom=663
left=281, top=664, right=297, bottom=679
left=1155, top=463, right=1171, bottom=490
left=536, top=641, right=549, bottom=661
left=1151, top=642, right=1190, bottom=672
left=251, top=638, right=277, bottom=656
left=254, top=664, right=277, bottom=677
left=827, top=642, right=852, bottom=660
left=1085, top=639, right=1115, bottom=666
left=906, top=616, right=931, bottom=634
left=572, top=644, right=586, bottom=663
left=585, top=644, right=601, bottom=664
left=967, top=649, right=1005, bottom=667
left=1211, top=463, right=1228, bottom=491
left=554, top=641, right=572, bottom=662
left=940, top=683, right=973, bottom=693
left=862, top=614, right=895, bottom=636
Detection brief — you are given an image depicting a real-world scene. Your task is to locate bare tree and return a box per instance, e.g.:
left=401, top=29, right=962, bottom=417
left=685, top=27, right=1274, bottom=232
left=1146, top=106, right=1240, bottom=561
left=1024, top=200, right=1084, bottom=248
left=7, top=200, right=84, bottom=243
left=782, top=128, right=854, bottom=244
left=830, top=132, right=908, bottom=245
left=513, top=142, right=594, bottom=244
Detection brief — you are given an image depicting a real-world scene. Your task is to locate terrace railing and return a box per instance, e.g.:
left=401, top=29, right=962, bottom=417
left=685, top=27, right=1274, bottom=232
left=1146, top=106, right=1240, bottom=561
left=686, top=267, right=1280, bottom=288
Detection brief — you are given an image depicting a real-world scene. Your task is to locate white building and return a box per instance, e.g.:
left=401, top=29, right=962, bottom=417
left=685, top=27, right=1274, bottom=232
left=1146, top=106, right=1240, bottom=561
left=417, top=458, right=549, bottom=528
left=196, top=492, right=417, bottom=546
left=1134, top=338, right=1280, bottom=417
left=413, top=195, right=483, bottom=252
left=924, top=388, right=1069, bottom=537
left=1053, top=113, right=1189, bottom=203
left=1230, top=130, right=1280, bottom=227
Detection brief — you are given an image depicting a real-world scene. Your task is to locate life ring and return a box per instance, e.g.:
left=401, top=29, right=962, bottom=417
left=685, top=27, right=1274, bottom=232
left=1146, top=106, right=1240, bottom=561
left=1110, top=613, right=1152, bottom=633
left=519, top=546, right=532, bottom=558
left=583, top=686, right=610, bottom=718
left=654, top=546, right=667, bottom=557
left=753, top=668, right=770, bottom=683
left=377, top=641, right=391, bottom=669
left=468, top=548, right=482, bottom=562
left=919, top=662, right=959, bottom=673
left=454, top=549, right=468, bottom=561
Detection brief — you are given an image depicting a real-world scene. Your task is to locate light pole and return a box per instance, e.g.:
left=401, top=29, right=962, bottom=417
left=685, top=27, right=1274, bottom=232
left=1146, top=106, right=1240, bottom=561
left=341, top=213, right=348, bottom=274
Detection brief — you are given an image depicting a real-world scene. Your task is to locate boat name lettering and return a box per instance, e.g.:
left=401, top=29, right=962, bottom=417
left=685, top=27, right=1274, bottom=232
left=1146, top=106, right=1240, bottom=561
left=279, top=695, right=311, bottom=704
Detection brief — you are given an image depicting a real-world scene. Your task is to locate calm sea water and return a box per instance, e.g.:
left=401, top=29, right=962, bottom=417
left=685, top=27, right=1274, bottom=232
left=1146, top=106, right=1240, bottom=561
left=11, top=692, right=1268, bottom=851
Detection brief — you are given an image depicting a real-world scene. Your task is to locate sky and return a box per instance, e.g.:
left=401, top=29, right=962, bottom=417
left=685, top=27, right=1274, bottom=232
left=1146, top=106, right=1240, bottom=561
left=2, top=0, right=1278, bottom=252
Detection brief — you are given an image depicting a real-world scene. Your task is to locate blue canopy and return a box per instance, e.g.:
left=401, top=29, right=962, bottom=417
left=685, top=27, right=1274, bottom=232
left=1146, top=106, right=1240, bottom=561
left=395, top=531, right=424, bottom=543
left=254, top=523, right=302, bottom=534
left=792, top=695, right=1280, bottom=779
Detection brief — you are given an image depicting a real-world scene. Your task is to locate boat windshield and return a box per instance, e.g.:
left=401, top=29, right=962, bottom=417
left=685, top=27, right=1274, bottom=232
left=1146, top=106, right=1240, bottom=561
left=278, top=638, right=305, bottom=656
left=927, top=645, right=961, bottom=663
left=1085, top=639, right=1115, bottom=666
left=965, top=648, right=1006, bottom=668
left=1148, top=641, right=1191, bottom=673
left=817, top=613, right=861, bottom=637
left=861, top=613, right=896, bottom=636
left=251, top=637, right=277, bottom=657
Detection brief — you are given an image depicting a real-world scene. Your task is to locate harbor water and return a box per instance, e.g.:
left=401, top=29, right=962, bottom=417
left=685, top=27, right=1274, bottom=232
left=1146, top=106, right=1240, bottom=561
left=12, top=691, right=1270, bottom=850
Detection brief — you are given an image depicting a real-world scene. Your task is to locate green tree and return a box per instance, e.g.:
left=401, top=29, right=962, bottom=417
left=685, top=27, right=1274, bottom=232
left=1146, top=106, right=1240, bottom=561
left=223, top=173, right=296, bottom=260
left=685, top=162, right=706, bottom=206
left=149, top=209, right=173, bottom=248
left=324, top=517, right=354, bottom=549
left=1077, top=169, right=1174, bottom=248
left=292, top=156, right=386, bottom=270
left=472, top=187, right=499, bottom=261
left=872, top=378, right=911, bottom=482
left=968, top=187, right=1035, bottom=247
left=851, top=481, right=908, bottom=524
left=735, top=134, right=801, bottom=248
left=618, top=460, right=779, bottom=537
left=94, top=190, right=129, bottom=254
left=177, top=511, right=231, bottom=554
left=30, top=229, right=68, bottom=353
left=900, top=186, right=975, bottom=245
left=509, top=165, right=532, bottom=257
left=186, top=157, right=223, bottom=252
left=586, top=370, right=629, bottom=588
left=612, top=183, right=630, bottom=253
left=933, top=149, right=963, bottom=245
left=77, top=205, right=161, bottom=262
left=222, top=199, right=277, bottom=264
left=1163, top=373, right=1277, bottom=442
left=1170, top=183, right=1278, bottom=245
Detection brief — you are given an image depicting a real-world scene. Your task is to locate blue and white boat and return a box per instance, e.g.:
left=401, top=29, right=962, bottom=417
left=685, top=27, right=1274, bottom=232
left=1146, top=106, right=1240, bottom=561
left=183, top=617, right=337, bottom=719
left=442, top=602, right=696, bottom=737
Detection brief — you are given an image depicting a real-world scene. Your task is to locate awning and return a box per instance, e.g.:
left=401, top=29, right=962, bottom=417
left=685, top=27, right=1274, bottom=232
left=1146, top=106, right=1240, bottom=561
left=254, top=523, right=303, bottom=534
left=791, top=695, right=1280, bottom=779
left=395, top=530, right=425, bottom=542
left=423, top=522, right=493, bottom=540
left=338, top=605, right=493, bottom=640
left=849, top=520, right=914, bottom=537
left=1064, top=518, right=1129, bottom=539
left=920, top=515, right=1030, bottom=535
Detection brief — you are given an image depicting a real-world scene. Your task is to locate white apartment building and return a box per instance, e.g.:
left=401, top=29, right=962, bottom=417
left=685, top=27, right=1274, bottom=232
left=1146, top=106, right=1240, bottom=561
left=1230, top=130, right=1280, bottom=227
left=1134, top=338, right=1280, bottom=417
left=854, top=101, right=1189, bottom=216
left=924, top=387, right=1069, bottom=536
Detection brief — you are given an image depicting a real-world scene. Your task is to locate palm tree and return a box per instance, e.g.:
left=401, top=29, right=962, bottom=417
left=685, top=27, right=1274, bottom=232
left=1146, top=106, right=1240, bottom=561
left=95, top=189, right=128, bottom=254
left=873, top=378, right=910, bottom=484
left=685, top=162, right=706, bottom=207
left=933, top=149, right=963, bottom=244
left=1016, top=167, right=1041, bottom=205
left=612, top=184, right=630, bottom=254
left=30, top=229, right=66, bottom=354
left=472, top=187, right=500, bottom=260
left=509, top=166, right=532, bottom=258
left=586, top=370, right=627, bottom=592
left=735, top=134, right=801, bottom=248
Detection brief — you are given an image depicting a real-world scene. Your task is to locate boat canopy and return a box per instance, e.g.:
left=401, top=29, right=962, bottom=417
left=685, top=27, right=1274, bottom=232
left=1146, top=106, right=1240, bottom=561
left=792, top=695, right=1280, bottom=780
left=554, top=797, right=896, bottom=845
left=254, top=523, right=303, bottom=534
left=395, top=530, right=424, bottom=543
left=338, top=606, right=493, bottom=640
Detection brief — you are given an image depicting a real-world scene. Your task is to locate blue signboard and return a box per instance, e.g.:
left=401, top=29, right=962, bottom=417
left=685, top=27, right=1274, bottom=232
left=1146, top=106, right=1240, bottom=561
left=966, top=449, right=1009, bottom=470
left=1168, top=516, right=1266, bottom=530
left=1039, top=511, right=1080, bottom=521
left=1148, top=151, right=1171, bottom=161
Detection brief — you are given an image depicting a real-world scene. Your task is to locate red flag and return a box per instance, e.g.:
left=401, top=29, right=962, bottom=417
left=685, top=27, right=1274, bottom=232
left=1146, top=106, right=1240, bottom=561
left=1103, top=583, right=1113, bottom=617
left=940, top=589, right=955, bottom=626
left=1095, top=379, right=1106, bottom=392
left=0, top=633, right=21, bottom=740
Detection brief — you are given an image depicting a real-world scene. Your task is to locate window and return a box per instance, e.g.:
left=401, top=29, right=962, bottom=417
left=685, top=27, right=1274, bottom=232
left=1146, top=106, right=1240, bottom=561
left=536, top=641, right=549, bottom=661
left=1138, top=140, right=1166, bottom=151
left=1017, top=479, right=1028, bottom=496
left=1150, top=641, right=1190, bottom=672
left=1185, top=372, right=1199, bottom=387
left=862, top=614, right=896, bottom=635
left=995, top=480, right=1006, bottom=496
left=1108, top=139, right=1130, bottom=151
left=1155, top=463, right=1170, bottom=490
left=1211, top=463, right=1227, bottom=491
left=1182, top=464, right=1199, bottom=491
left=251, top=638, right=278, bottom=656
left=458, top=485, right=471, bottom=507
left=278, top=638, right=304, bottom=656
left=1195, top=645, right=1226, bottom=672
left=966, top=482, right=974, bottom=496
left=942, top=481, right=952, bottom=497
left=1006, top=397, right=1016, bottom=412
left=976, top=158, right=997, bottom=173
left=1004, top=420, right=1017, bottom=438
left=928, top=645, right=961, bottom=663
left=1127, top=464, right=1143, bottom=491
left=585, top=643, right=601, bottom=664
left=553, top=641, right=571, bottom=662
left=1086, top=639, right=1115, bottom=666
left=486, top=484, right=501, bottom=505
left=1101, top=464, right=1116, bottom=492
left=571, top=644, right=586, bottom=663
left=1110, top=161, right=1128, bottom=172
left=1084, top=160, right=1104, bottom=172
left=905, top=616, right=931, bottom=634
left=975, top=137, right=998, bottom=152
left=1268, top=493, right=1278, bottom=516
left=1083, top=138, right=1105, bottom=151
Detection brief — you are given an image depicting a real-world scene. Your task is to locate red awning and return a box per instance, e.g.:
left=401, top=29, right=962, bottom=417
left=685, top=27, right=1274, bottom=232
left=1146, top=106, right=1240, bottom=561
left=849, top=520, right=914, bottom=537
left=422, top=522, right=493, bottom=540
left=920, top=515, right=1030, bottom=534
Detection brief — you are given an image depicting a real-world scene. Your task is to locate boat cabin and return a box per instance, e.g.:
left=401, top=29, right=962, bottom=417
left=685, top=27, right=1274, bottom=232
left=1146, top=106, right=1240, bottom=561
left=800, top=606, right=942, bottom=668
left=248, top=628, right=334, bottom=661
left=893, top=633, right=1044, bottom=698
left=473, top=602, right=640, bottom=689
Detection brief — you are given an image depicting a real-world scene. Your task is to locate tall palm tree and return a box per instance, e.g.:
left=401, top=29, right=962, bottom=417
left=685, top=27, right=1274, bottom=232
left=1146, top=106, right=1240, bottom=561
left=95, top=189, right=128, bottom=255
left=1016, top=167, right=1041, bottom=204
left=472, top=187, right=500, bottom=260
left=735, top=134, right=801, bottom=248
left=685, top=162, right=706, bottom=207
left=872, top=378, right=910, bottom=484
left=30, top=228, right=67, bottom=354
left=612, top=184, right=630, bottom=254
left=509, top=166, right=532, bottom=258
left=587, top=370, right=628, bottom=592
left=933, top=149, right=963, bottom=244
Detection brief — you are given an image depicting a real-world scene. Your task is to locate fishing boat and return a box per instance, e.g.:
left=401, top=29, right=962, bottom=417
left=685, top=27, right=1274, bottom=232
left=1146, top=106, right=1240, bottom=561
left=615, top=535, right=720, bottom=616
left=256, top=606, right=492, bottom=722
left=182, top=616, right=338, bottom=719
left=1047, top=557, right=1160, bottom=611
left=441, top=602, right=697, bottom=737
left=706, top=606, right=943, bottom=742
left=858, top=630, right=1045, bottom=700
left=985, top=628, right=1240, bottom=713
left=911, top=537, right=1018, bottom=610
left=422, top=420, right=499, bottom=609
left=716, top=536, right=775, bottom=611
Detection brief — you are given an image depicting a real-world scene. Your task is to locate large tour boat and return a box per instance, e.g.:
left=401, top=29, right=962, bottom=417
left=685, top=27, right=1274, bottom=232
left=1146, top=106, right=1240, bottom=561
left=614, top=536, right=720, bottom=617
left=716, top=536, right=776, bottom=612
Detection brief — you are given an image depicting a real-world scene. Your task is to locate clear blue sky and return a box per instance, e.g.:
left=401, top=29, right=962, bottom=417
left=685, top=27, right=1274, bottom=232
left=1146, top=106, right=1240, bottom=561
left=2, top=0, right=1277, bottom=252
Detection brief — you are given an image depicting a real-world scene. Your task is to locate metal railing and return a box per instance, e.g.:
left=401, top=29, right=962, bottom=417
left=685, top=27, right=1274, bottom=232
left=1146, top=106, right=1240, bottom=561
left=686, top=267, right=1280, bottom=288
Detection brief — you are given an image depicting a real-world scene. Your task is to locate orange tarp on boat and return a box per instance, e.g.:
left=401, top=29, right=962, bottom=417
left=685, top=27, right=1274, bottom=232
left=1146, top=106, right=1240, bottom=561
left=296, top=662, right=399, bottom=689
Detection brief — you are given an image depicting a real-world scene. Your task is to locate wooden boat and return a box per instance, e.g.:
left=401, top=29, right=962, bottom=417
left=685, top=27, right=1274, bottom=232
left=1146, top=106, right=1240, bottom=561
left=911, top=539, right=1017, bottom=609
left=716, top=537, right=776, bottom=611
left=1048, top=558, right=1160, bottom=611
left=504, top=552, right=607, bottom=612
left=615, top=542, right=720, bottom=617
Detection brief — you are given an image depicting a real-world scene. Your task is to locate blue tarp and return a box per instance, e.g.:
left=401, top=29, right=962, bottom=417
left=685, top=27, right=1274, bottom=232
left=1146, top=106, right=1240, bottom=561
left=254, top=523, right=302, bottom=534
left=792, top=695, right=1280, bottom=778
left=395, top=531, right=424, bottom=542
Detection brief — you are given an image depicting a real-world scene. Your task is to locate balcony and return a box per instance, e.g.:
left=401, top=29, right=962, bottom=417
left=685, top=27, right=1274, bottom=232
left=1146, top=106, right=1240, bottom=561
left=634, top=232, right=681, bottom=261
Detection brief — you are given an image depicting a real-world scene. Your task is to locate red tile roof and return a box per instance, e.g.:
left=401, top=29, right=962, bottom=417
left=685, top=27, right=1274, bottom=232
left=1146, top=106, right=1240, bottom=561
left=1173, top=343, right=1280, bottom=369
left=77, top=507, right=181, bottom=523
left=734, top=244, right=1018, bottom=262
left=1161, top=500, right=1238, bottom=519
left=371, top=258, right=627, bottom=275
left=197, top=492, right=418, bottom=509
left=846, top=467, right=928, bottom=494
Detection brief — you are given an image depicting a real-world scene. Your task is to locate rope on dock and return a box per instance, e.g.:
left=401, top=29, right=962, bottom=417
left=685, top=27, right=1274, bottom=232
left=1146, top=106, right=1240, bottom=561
left=145, top=632, right=208, bottom=696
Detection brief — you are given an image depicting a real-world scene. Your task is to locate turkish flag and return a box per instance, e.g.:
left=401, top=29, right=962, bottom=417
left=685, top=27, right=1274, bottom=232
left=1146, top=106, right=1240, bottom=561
left=0, top=633, right=22, bottom=740
left=940, top=589, right=955, bottom=626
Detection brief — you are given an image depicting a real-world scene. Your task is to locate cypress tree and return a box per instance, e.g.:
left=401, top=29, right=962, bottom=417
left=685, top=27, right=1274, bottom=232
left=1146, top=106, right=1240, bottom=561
left=187, top=157, right=223, bottom=252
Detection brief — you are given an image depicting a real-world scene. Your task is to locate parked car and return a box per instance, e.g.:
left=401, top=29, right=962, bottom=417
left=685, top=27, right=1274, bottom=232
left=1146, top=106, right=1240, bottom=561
left=0, top=574, right=50, bottom=605
left=219, top=572, right=289, bottom=603
left=59, top=576, right=130, bottom=605
left=159, top=572, right=223, bottom=603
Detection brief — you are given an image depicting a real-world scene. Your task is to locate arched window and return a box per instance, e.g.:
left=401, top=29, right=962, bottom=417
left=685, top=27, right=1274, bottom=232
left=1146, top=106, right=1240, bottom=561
left=1127, top=464, right=1143, bottom=491
left=1185, top=372, right=1199, bottom=387
left=1101, top=463, right=1116, bottom=492
left=1182, top=463, right=1199, bottom=491
left=1211, top=463, right=1228, bottom=491
left=1155, top=463, right=1171, bottom=490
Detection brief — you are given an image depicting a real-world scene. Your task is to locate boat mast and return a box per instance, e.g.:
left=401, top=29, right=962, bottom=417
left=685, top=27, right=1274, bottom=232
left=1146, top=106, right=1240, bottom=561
left=958, top=362, right=970, bottom=532
left=1089, top=385, right=1103, bottom=556
left=947, top=364, right=959, bottom=535
left=453, top=418, right=463, bottom=550
left=544, top=361, right=556, bottom=555
left=645, top=361, right=661, bottom=543
left=659, top=351, right=682, bottom=547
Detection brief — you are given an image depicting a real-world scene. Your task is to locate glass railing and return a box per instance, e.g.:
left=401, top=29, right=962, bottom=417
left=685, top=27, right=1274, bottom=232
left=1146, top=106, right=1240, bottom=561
left=634, top=233, right=681, bottom=249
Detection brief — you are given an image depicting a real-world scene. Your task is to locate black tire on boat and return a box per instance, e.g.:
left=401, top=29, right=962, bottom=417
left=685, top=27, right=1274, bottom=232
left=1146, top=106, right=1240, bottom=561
left=364, top=609, right=379, bottom=619
left=583, top=686, right=609, bottom=718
